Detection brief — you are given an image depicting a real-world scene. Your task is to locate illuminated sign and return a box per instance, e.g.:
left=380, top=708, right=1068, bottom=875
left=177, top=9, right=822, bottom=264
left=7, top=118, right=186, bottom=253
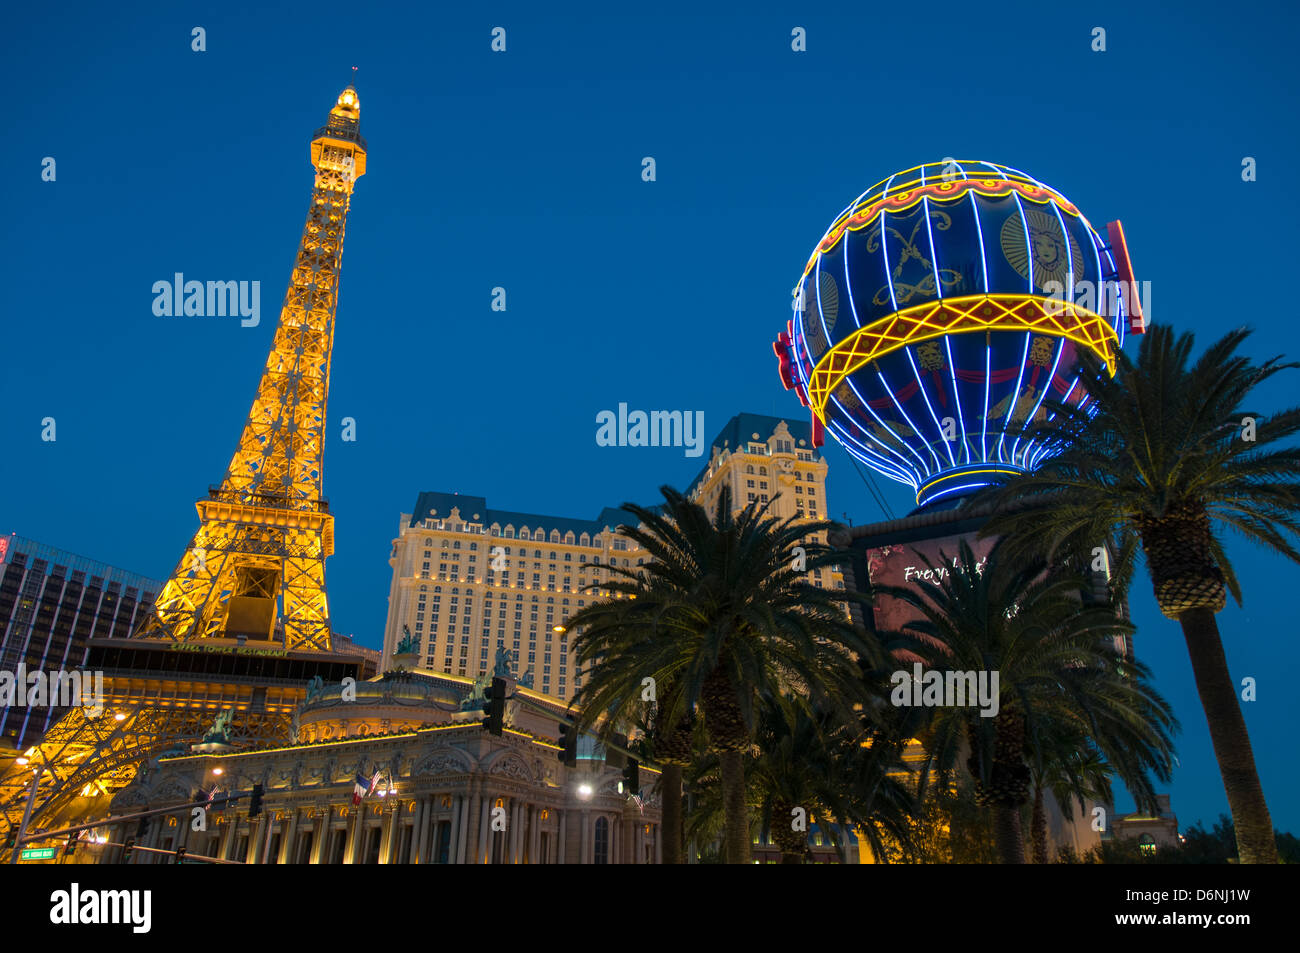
left=21, top=847, right=57, bottom=860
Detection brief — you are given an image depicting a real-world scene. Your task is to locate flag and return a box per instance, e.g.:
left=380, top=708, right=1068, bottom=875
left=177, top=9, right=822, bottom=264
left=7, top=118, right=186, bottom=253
left=367, top=769, right=382, bottom=797
left=352, top=772, right=368, bottom=805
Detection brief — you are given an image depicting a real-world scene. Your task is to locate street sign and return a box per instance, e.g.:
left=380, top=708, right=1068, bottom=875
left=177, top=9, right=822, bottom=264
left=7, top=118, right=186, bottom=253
left=20, top=847, right=57, bottom=860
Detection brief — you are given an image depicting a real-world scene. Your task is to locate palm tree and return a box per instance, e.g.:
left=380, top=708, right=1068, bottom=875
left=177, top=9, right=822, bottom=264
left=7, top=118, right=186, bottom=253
left=748, top=698, right=917, bottom=864
left=567, top=485, right=875, bottom=863
left=982, top=325, right=1300, bottom=863
left=879, top=540, right=1177, bottom=864
left=1027, top=724, right=1116, bottom=863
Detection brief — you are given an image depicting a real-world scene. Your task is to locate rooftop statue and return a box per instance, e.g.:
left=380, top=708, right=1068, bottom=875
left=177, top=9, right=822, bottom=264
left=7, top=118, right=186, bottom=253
left=396, top=623, right=421, bottom=656
left=493, top=645, right=516, bottom=678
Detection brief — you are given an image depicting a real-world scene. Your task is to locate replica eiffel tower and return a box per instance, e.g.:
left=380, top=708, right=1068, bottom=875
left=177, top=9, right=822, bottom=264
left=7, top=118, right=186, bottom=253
left=1, top=86, right=369, bottom=833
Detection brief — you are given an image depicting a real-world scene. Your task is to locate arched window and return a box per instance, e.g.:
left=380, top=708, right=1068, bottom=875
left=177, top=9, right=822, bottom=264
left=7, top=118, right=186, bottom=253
left=579, top=533, right=590, bottom=547
left=759, top=466, right=767, bottom=476
left=550, top=530, right=561, bottom=543
left=424, top=537, right=432, bottom=546
left=594, top=816, right=609, bottom=865
left=746, top=465, right=754, bottom=474
left=520, top=529, right=530, bottom=540
left=1138, top=834, right=1157, bottom=856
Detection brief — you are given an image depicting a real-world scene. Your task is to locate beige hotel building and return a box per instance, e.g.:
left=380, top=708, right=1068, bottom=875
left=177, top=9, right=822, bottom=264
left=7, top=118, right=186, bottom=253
left=380, top=413, right=842, bottom=700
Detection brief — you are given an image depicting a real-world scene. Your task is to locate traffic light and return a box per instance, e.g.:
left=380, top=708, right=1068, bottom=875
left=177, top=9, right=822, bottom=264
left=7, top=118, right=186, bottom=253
left=621, top=759, right=640, bottom=796
left=482, top=677, right=507, bottom=736
left=64, top=833, right=77, bottom=857
left=2, top=829, right=15, bottom=852
left=174, top=846, right=186, bottom=864
left=249, top=783, right=264, bottom=819
left=556, top=721, right=577, bottom=766
left=136, top=816, right=150, bottom=840
left=122, top=838, right=135, bottom=860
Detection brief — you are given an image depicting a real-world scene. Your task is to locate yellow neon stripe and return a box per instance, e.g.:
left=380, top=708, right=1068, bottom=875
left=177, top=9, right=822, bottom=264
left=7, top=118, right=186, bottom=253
left=807, top=293, right=1118, bottom=424
left=803, top=172, right=1081, bottom=278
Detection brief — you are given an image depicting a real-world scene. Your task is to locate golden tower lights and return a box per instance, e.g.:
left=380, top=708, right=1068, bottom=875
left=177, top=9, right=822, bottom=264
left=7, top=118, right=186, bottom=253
left=145, top=86, right=367, bottom=652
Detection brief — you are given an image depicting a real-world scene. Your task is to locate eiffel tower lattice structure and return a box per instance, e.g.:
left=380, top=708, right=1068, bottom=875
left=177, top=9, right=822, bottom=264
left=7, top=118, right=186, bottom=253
left=0, top=86, right=369, bottom=840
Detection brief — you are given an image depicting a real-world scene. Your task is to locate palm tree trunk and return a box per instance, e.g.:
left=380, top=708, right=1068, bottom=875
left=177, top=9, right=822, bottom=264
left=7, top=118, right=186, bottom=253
left=719, top=748, right=751, bottom=864
left=660, top=764, right=683, bottom=865
left=1180, top=607, right=1278, bottom=863
left=1031, top=788, right=1048, bottom=864
left=781, top=851, right=802, bottom=865
left=992, top=803, right=1026, bottom=864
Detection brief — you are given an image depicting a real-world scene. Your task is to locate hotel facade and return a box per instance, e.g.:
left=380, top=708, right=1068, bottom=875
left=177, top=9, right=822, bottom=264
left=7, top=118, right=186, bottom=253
left=379, top=414, right=842, bottom=699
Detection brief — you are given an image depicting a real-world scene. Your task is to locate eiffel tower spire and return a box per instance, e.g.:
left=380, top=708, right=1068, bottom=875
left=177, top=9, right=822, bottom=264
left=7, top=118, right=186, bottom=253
left=144, top=86, right=368, bottom=652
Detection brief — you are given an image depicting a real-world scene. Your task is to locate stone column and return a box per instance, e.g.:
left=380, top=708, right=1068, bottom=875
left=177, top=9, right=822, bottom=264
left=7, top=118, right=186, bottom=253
left=344, top=803, right=364, bottom=864
left=476, top=796, right=491, bottom=864
left=456, top=792, right=473, bottom=863
left=218, top=816, right=237, bottom=863
left=557, top=811, right=567, bottom=864
left=529, top=807, right=541, bottom=864
left=508, top=799, right=521, bottom=863
left=580, top=810, right=590, bottom=865
left=379, top=799, right=398, bottom=864
left=309, top=808, right=328, bottom=864
left=445, top=795, right=461, bottom=865
left=280, top=810, right=299, bottom=864
left=655, top=823, right=661, bottom=865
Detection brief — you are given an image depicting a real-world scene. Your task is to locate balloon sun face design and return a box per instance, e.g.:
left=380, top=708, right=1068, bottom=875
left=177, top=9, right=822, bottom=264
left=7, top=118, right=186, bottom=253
left=1001, top=207, right=1085, bottom=293
left=774, top=160, right=1134, bottom=509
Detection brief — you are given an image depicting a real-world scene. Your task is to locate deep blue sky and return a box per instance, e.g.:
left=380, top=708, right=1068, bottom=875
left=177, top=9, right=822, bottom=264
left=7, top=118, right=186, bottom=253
left=5, top=1, right=1297, bottom=832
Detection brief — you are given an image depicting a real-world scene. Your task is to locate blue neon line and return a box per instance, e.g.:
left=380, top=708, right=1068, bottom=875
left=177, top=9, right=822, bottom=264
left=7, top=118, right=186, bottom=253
left=1013, top=192, right=1035, bottom=292
left=881, top=212, right=899, bottom=313
left=815, top=255, right=833, bottom=347
left=981, top=343, right=992, bottom=464
left=922, top=196, right=943, bottom=300
left=839, top=434, right=919, bottom=491
left=844, top=377, right=933, bottom=475
left=878, top=367, right=942, bottom=471
left=969, top=190, right=989, bottom=293
left=906, top=346, right=956, bottom=468
left=922, top=481, right=993, bottom=506
left=1048, top=201, right=1077, bottom=306
left=1010, top=337, right=1065, bottom=467
left=829, top=416, right=918, bottom=487
left=843, top=217, right=862, bottom=330
left=998, top=331, right=1032, bottom=464
left=829, top=392, right=921, bottom=482
left=944, top=335, right=971, bottom=465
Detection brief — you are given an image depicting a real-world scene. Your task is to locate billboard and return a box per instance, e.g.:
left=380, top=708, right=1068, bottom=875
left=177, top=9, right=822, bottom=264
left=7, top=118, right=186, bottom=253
left=862, top=530, right=998, bottom=638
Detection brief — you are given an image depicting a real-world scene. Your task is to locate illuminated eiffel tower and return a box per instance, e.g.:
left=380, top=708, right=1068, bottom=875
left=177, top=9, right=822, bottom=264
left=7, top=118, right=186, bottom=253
left=1, top=87, right=368, bottom=835
left=144, top=85, right=366, bottom=652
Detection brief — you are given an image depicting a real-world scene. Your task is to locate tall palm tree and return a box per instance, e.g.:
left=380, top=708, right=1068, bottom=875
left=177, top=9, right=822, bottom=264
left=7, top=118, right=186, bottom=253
left=568, top=485, right=876, bottom=863
left=879, top=541, right=1177, bottom=864
left=982, top=325, right=1300, bottom=863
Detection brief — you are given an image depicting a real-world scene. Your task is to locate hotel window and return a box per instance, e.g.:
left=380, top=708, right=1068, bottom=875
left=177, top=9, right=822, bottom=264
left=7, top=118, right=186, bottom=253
left=748, top=493, right=756, bottom=502
left=746, top=480, right=755, bottom=488
left=808, top=488, right=816, bottom=496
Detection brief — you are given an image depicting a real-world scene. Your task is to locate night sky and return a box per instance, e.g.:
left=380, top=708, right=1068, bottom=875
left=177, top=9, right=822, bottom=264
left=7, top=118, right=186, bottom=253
left=5, top=0, right=1297, bottom=831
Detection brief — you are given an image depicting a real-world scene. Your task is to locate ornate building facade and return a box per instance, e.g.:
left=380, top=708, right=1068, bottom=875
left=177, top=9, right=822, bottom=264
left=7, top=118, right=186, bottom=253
left=99, top=668, right=662, bottom=864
